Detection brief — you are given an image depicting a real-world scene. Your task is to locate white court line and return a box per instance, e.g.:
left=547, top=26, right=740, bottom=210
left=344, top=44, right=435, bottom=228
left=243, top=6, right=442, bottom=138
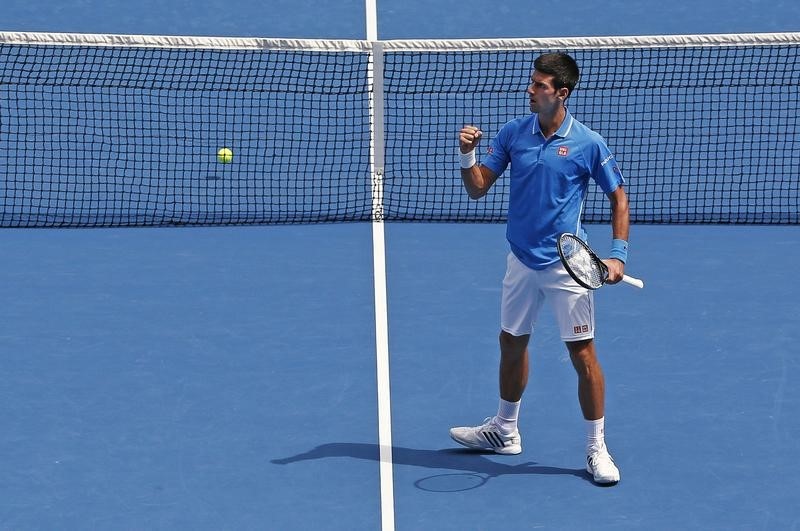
left=366, top=2, right=395, bottom=529
left=372, top=210, right=395, bottom=531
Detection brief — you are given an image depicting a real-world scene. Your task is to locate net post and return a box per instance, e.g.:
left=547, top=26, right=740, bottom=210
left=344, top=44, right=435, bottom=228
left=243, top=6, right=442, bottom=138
left=370, top=40, right=386, bottom=223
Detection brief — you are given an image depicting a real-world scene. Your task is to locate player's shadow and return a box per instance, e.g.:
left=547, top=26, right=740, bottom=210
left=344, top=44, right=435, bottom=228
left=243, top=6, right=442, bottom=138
left=271, top=443, right=593, bottom=490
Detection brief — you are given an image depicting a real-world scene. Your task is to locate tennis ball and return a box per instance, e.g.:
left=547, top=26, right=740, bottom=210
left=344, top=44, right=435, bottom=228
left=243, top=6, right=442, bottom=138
left=217, top=147, right=233, bottom=164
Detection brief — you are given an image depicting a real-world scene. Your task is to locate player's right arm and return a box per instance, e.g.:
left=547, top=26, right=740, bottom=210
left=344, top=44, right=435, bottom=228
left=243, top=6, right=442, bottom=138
left=459, top=125, right=498, bottom=199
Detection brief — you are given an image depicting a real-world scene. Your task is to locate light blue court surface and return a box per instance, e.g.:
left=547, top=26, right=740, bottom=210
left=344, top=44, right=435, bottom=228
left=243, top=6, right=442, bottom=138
left=2, top=0, right=800, bottom=529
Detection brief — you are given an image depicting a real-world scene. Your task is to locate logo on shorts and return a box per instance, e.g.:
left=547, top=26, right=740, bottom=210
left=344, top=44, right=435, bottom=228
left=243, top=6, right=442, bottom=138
left=573, top=324, right=589, bottom=334
left=557, top=146, right=569, bottom=156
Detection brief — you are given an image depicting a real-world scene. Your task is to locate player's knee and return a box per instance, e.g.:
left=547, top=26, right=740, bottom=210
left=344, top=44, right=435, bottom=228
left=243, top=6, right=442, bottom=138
left=567, top=339, right=600, bottom=369
left=499, top=330, right=529, bottom=356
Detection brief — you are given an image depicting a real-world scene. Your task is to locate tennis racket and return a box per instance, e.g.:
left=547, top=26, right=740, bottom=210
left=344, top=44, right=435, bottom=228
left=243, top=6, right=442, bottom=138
left=557, top=233, right=644, bottom=290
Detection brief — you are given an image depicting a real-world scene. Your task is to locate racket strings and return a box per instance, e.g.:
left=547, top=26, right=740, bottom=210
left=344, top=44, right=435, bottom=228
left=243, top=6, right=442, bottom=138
left=564, top=246, right=605, bottom=289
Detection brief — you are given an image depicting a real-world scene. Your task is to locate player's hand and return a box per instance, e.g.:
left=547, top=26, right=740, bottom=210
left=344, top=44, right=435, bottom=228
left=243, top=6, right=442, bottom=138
left=603, top=258, right=625, bottom=284
left=459, top=125, right=483, bottom=154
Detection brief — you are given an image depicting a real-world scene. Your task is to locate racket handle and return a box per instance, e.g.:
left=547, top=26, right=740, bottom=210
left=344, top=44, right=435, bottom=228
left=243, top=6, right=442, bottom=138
left=621, top=275, right=644, bottom=289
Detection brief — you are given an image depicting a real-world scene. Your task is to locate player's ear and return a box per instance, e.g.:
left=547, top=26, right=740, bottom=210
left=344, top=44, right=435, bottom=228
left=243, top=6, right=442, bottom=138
left=558, top=87, right=570, bottom=101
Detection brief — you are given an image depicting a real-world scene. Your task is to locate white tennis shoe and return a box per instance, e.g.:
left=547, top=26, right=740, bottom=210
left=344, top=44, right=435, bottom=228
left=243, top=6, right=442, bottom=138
left=449, top=416, right=522, bottom=455
left=587, top=445, right=620, bottom=485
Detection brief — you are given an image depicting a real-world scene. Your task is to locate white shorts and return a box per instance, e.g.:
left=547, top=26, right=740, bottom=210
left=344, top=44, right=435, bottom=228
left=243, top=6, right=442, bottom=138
left=500, top=252, right=595, bottom=341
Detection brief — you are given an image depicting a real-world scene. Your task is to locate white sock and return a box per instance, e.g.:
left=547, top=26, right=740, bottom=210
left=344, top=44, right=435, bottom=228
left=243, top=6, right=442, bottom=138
left=494, top=398, right=520, bottom=434
left=586, top=417, right=605, bottom=452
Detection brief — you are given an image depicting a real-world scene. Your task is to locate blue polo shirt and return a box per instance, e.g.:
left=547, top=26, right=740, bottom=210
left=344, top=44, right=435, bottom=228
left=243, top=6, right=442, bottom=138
left=481, top=110, right=624, bottom=270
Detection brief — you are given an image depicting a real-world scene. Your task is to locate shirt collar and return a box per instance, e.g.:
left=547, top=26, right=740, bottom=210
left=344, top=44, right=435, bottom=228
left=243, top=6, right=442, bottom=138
left=532, top=109, right=574, bottom=138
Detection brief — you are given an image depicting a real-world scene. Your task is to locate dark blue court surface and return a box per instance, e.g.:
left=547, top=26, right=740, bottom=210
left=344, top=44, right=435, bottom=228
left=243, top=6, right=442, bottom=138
left=3, top=0, right=800, bottom=38
left=385, top=223, right=800, bottom=530
left=2, top=224, right=797, bottom=529
left=2, top=0, right=800, bottom=529
left=0, top=225, right=381, bottom=529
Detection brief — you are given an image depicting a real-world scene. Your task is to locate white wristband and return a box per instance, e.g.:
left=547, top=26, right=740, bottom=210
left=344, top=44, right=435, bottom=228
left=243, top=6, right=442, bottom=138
left=460, top=149, right=476, bottom=169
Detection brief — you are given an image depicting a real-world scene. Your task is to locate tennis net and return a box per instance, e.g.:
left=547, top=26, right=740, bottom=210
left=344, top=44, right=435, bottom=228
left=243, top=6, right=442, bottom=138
left=1, top=31, right=798, bottom=227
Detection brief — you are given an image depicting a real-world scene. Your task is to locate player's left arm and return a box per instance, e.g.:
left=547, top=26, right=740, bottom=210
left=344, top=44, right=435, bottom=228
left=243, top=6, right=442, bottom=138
left=603, top=186, right=629, bottom=284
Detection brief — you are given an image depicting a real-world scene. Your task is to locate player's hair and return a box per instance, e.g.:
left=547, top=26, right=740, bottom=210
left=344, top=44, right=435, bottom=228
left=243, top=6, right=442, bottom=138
left=533, top=53, right=580, bottom=98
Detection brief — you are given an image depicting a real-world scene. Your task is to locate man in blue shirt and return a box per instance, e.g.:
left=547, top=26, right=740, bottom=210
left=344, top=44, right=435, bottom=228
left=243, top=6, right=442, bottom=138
left=449, top=52, right=628, bottom=485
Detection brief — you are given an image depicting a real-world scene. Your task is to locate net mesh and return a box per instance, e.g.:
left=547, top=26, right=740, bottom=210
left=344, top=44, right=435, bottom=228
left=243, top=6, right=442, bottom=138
left=0, top=42, right=373, bottom=226
left=1, top=32, right=798, bottom=227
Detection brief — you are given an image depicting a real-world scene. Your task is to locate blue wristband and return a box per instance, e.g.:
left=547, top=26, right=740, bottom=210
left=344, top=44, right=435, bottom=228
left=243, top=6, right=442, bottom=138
left=609, top=239, right=628, bottom=263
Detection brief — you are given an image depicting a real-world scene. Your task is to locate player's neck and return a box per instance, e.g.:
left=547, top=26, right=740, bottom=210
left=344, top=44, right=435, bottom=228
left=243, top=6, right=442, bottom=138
left=538, top=105, right=566, bottom=139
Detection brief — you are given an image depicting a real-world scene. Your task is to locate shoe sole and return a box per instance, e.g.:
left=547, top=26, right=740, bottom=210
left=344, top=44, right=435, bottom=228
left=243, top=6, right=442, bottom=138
left=591, top=477, right=620, bottom=486
left=586, top=466, right=620, bottom=485
left=449, top=433, right=522, bottom=455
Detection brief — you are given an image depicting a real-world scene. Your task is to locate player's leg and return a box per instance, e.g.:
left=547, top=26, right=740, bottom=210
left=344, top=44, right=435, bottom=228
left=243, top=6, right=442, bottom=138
left=449, top=253, right=542, bottom=455
left=565, top=338, right=604, bottom=421
left=543, top=261, right=602, bottom=420
left=497, top=251, right=542, bottom=406
left=546, top=261, right=620, bottom=484
left=566, top=340, right=619, bottom=484
left=499, top=330, right=529, bottom=403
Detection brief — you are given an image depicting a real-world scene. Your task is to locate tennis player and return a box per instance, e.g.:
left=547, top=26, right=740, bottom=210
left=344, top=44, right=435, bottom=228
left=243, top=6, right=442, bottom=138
left=449, top=52, right=629, bottom=485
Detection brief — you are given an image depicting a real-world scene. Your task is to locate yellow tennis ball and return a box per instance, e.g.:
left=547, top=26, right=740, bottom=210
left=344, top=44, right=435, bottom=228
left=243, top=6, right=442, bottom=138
left=217, top=147, right=233, bottom=164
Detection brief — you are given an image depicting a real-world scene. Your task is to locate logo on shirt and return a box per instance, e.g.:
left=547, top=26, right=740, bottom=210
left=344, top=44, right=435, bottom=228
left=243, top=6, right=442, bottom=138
left=486, top=146, right=494, bottom=155
left=557, top=146, right=569, bottom=157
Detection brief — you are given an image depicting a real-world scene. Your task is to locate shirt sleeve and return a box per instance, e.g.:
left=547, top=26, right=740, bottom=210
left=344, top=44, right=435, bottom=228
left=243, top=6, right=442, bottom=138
left=481, top=121, right=513, bottom=177
left=587, top=136, right=625, bottom=194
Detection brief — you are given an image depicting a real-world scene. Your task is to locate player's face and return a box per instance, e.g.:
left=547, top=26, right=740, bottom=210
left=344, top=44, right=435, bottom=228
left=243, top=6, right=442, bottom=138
left=527, top=71, right=562, bottom=114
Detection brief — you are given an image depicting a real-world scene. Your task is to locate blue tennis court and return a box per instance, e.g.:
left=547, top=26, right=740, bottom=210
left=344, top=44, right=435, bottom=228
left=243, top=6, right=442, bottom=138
left=2, top=1, right=800, bottom=529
